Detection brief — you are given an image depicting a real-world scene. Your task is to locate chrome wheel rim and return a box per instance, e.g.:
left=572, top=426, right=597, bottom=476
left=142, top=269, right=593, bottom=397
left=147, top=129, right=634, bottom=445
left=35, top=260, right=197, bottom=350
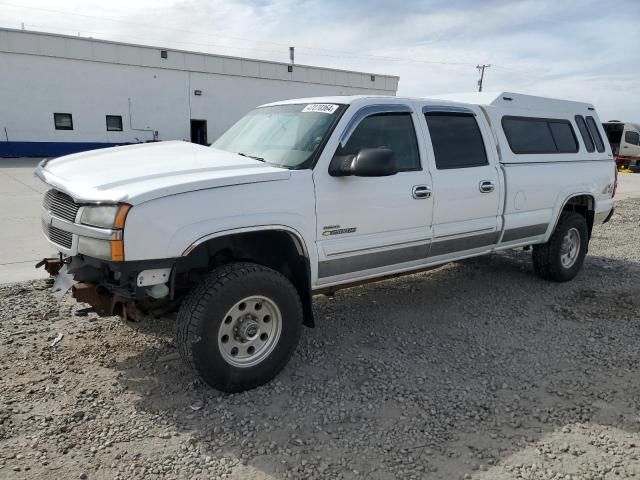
left=218, top=295, right=282, bottom=368
left=560, top=227, right=581, bottom=268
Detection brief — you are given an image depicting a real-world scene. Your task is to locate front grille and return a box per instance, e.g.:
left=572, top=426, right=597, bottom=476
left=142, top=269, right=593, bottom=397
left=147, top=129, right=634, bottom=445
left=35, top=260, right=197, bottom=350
left=43, top=189, right=80, bottom=222
left=41, top=219, right=73, bottom=249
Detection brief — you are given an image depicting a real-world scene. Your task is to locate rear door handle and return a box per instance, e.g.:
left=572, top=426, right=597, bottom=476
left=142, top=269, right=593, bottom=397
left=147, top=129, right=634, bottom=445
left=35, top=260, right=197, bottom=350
left=479, top=180, right=495, bottom=193
left=412, top=185, right=432, bottom=199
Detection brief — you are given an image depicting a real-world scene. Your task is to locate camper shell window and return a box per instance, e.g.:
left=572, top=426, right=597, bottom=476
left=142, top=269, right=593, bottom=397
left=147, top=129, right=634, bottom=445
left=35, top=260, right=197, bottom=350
left=501, top=116, right=578, bottom=154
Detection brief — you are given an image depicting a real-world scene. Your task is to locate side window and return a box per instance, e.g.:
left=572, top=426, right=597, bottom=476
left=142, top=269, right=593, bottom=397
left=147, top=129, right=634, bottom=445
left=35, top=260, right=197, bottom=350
left=54, top=113, right=73, bottom=131
left=575, top=115, right=594, bottom=152
left=337, top=113, right=421, bottom=171
left=548, top=121, right=578, bottom=153
left=502, top=116, right=578, bottom=154
left=425, top=112, right=488, bottom=169
left=585, top=116, right=605, bottom=152
left=625, top=131, right=640, bottom=146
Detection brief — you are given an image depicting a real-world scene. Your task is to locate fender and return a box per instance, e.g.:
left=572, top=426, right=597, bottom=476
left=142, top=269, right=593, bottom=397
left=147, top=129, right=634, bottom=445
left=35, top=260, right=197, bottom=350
left=545, top=190, right=595, bottom=242
left=181, top=224, right=311, bottom=260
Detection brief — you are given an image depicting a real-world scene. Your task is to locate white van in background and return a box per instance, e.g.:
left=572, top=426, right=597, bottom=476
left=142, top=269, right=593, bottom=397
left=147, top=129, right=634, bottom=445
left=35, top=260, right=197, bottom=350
left=603, top=121, right=640, bottom=170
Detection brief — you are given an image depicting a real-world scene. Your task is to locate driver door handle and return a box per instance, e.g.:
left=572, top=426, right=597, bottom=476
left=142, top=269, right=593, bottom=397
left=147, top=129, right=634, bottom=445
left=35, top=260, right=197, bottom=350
left=479, top=180, right=495, bottom=193
left=412, top=185, right=432, bottom=199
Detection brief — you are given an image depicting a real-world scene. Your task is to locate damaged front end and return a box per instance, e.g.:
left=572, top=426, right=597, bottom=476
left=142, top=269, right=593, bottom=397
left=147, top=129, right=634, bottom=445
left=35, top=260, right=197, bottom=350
left=37, top=255, right=176, bottom=321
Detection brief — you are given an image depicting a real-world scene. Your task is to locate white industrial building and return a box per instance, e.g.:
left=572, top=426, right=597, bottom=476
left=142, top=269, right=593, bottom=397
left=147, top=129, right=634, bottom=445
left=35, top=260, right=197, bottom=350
left=0, top=28, right=399, bottom=157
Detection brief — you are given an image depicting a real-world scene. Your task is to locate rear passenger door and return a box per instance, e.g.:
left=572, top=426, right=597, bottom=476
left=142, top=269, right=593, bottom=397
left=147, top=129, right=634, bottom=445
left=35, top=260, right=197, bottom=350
left=421, top=106, right=501, bottom=258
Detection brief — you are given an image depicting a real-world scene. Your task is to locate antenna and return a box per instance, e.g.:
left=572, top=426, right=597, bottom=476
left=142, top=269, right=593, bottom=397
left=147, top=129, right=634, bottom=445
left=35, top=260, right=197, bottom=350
left=476, top=64, right=491, bottom=92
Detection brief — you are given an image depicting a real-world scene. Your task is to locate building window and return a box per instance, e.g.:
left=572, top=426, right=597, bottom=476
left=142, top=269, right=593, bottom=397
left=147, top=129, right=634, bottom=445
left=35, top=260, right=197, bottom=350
left=106, top=115, right=123, bottom=132
left=502, top=116, right=578, bottom=154
left=425, top=112, right=488, bottom=169
left=160, top=50, right=168, bottom=59
left=54, top=113, right=73, bottom=130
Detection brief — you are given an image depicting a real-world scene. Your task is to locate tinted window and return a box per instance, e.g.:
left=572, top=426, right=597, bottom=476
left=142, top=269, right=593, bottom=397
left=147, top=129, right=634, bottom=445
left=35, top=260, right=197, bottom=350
left=106, top=115, right=123, bottom=132
left=425, top=112, right=488, bottom=169
left=575, top=115, right=594, bottom=152
left=502, top=116, right=578, bottom=154
left=338, top=113, right=421, bottom=171
left=548, top=121, right=578, bottom=153
left=54, top=113, right=73, bottom=131
left=625, top=131, right=640, bottom=146
left=586, top=116, right=605, bottom=152
left=502, top=117, right=556, bottom=154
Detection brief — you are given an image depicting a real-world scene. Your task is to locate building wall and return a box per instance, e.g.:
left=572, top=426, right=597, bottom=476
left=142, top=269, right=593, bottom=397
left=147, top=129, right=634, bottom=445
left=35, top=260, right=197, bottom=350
left=0, top=29, right=398, bottom=157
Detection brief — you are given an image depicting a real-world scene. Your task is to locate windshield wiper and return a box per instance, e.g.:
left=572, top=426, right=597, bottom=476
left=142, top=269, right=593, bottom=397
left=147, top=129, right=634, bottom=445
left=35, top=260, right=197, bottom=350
left=237, top=152, right=266, bottom=162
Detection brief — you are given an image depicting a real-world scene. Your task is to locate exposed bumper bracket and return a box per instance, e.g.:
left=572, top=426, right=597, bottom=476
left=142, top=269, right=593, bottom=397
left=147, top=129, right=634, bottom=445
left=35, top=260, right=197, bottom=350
left=35, top=257, right=64, bottom=276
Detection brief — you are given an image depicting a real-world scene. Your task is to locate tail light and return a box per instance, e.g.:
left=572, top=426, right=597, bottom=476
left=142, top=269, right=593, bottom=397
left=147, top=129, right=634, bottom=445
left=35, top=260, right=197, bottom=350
left=612, top=163, right=618, bottom=198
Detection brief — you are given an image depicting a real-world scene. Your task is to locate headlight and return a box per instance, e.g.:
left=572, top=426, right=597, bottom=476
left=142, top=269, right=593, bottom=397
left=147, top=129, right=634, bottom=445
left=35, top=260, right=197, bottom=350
left=77, top=236, right=113, bottom=261
left=80, top=204, right=130, bottom=229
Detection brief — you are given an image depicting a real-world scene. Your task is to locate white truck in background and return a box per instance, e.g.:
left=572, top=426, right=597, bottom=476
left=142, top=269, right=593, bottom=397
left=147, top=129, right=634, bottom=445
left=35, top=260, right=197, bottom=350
left=35, top=92, right=617, bottom=392
left=602, top=120, right=640, bottom=171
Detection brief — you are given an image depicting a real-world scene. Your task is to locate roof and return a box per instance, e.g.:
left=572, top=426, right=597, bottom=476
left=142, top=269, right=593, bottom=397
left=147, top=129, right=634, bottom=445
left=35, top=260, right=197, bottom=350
left=264, top=91, right=597, bottom=112
left=432, top=91, right=595, bottom=112
left=0, top=27, right=399, bottom=93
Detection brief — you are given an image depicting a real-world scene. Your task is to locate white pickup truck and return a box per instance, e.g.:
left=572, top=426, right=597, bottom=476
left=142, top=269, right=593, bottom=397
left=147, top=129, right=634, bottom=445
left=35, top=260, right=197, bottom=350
left=36, top=92, right=617, bottom=392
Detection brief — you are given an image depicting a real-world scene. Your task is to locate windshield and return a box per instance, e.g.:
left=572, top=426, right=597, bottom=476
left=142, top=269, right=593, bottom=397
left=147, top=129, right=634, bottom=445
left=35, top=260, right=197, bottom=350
left=212, top=103, right=345, bottom=168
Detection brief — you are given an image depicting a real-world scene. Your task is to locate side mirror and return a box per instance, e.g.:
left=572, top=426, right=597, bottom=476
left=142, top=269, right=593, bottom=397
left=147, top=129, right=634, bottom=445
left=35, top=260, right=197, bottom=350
left=329, top=148, right=398, bottom=177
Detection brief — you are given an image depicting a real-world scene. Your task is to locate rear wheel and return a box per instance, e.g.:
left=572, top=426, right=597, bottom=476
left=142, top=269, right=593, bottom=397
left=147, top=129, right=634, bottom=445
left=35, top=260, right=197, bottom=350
left=176, top=262, right=303, bottom=392
left=532, top=212, right=588, bottom=282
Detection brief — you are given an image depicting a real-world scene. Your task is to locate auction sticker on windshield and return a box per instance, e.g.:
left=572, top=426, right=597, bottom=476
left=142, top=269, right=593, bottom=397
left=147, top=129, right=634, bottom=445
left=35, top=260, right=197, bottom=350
left=302, top=104, right=339, bottom=114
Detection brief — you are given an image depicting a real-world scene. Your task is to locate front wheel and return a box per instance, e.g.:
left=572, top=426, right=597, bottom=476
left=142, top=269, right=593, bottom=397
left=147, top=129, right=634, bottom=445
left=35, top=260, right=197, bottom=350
left=532, top=211, right=589, bottom=282
left=176, top=262, right=303, bottom=392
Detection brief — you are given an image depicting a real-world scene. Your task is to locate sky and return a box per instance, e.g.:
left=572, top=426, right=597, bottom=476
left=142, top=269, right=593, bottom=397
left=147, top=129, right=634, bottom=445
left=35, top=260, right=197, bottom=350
left=2, top=0, right=639, bottom=123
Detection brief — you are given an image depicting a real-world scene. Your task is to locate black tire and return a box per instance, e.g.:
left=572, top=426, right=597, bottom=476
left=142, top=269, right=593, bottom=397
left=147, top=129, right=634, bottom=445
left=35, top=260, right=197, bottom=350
left=532, top=211, right=588, bottom=282
left=176, top=262, right=303, bottom=393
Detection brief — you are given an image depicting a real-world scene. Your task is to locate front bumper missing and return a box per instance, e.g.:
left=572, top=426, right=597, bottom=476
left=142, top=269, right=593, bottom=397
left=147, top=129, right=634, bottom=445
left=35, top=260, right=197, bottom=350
left=71, top=282, right=143, bottom=320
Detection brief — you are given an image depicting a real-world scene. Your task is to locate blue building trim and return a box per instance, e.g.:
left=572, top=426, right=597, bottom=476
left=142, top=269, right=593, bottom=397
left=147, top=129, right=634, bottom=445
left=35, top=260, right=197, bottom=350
left=0, top=141, right=130, bottom=158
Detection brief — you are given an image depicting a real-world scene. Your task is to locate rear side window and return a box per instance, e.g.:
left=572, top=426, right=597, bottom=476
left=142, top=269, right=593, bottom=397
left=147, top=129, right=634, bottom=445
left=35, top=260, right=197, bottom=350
left=575, top=115, right=594, bottom=152
left=338, top=113, right=421, bottom=171
left=625, top=131, right=640, bottom=146
left=502, top=116, right=578, bottom=154
left=548, top=122, right=578, bottom=153
left=585, top=116, right=605, bottom=152
left=425, top=112, right=488, bottom=169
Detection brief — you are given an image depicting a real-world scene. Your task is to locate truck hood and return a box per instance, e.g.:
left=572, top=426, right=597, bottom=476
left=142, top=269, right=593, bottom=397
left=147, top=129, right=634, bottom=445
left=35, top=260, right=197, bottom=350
left=34, top=141, right=291, bottom=204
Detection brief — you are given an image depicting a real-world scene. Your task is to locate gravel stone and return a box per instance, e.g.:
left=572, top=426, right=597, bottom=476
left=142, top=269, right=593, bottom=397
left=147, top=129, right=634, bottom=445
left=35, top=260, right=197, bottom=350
left=1, top=198, right=640, bottom=479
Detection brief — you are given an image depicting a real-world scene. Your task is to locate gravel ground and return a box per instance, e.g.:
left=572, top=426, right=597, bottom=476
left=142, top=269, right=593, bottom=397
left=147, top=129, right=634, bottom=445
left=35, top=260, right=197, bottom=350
left=1, top=199, right=640, bottom=480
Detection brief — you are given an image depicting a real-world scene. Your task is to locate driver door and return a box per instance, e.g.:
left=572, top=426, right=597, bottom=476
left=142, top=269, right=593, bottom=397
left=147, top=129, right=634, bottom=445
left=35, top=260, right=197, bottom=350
left=313, top=104, right=433, bottom=285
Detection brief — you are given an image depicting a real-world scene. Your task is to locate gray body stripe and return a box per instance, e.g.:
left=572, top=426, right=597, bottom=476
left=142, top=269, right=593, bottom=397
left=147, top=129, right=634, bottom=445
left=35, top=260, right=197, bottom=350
left=318, top=244, right=429, bottom=278
left=317, top=223, right=551, bottom=278
left=502, top=223, right=548, bottom=242
left=319, top=230, right=498, bottom=278
left=429, top=231, right=499, bottom=257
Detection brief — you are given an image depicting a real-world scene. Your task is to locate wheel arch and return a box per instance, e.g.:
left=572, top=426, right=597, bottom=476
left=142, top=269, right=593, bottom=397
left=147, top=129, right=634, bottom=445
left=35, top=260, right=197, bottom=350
left=549, top=193, right=596, bottom=242
left=177, top=226, right=315, bottom=327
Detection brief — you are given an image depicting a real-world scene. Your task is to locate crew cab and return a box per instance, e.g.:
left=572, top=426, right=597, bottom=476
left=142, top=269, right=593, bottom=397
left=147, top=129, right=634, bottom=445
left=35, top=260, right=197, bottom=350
left=36, top=92, right=617, bottom=392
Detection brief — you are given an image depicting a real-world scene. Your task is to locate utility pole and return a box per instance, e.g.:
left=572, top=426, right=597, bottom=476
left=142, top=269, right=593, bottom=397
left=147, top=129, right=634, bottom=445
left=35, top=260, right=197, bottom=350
left=476, top=64, right=491, bottom=92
